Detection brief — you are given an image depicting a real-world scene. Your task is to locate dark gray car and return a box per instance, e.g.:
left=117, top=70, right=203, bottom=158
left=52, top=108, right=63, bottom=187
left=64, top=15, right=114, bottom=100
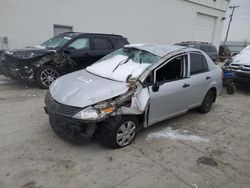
left=176, top=41, right=219, bottom=63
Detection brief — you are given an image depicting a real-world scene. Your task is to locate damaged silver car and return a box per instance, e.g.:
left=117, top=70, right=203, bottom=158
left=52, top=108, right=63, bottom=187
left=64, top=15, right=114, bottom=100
left=44, top=44, right=222, bottom=148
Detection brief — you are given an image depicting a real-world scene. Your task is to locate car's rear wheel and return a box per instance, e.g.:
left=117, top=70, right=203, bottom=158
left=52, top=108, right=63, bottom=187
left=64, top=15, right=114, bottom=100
left=198, top=90, right=215, bottom=113
left=99, top=116, right=138, bottom=149
left=35, top=66, right=60, bottom=89
left=226, top=84, right=236, bottom=94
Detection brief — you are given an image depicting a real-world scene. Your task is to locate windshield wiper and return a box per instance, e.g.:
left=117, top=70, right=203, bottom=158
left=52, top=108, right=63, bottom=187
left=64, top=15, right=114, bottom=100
left=112, top=55, right=133, bottom=72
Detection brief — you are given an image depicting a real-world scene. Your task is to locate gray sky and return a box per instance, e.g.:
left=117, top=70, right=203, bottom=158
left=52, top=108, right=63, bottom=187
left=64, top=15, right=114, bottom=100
left=222, top=0, right=250, bottom=42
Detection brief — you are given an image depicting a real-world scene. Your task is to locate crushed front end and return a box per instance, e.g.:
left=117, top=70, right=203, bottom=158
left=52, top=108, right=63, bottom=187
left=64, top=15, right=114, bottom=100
left=0, top=52, right=35, bottom=81
left=44, top=92, right=98, bottom=143
left=44, top=78, right=149, bottom=143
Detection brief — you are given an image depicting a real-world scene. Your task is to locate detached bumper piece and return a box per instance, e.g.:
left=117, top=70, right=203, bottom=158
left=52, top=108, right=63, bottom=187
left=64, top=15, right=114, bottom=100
left=45, top=92, right=96, bottom=143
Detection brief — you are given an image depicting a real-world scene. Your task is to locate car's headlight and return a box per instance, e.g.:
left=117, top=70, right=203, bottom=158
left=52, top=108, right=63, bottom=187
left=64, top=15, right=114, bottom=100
left=73, top=103, right=115, bottom=121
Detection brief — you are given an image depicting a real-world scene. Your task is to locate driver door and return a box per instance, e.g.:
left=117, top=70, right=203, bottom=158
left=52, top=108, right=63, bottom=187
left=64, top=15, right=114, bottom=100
left=65, top=37, right=95, bottom=69
left=148, top=54, right=192, bottom=126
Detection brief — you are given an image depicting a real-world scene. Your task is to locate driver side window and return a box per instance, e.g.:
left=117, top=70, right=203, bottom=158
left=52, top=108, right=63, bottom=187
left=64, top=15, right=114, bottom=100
left=155, top=55, right=187, bottom=83
left=67, top=38, right=90, bottom=50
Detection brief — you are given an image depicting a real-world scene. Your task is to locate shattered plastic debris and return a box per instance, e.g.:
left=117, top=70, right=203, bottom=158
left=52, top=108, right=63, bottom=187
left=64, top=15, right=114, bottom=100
left=146, top=127, right=209, bottom=142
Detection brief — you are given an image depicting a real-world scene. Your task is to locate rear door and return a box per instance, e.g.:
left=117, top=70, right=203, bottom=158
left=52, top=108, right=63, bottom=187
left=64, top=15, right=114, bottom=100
left=188, top=52, right=212, bottom=108
left=90, top=37, right=114, bottom=62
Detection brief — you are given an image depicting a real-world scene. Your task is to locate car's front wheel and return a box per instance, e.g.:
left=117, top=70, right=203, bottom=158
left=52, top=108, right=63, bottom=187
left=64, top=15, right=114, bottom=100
left=35, top=66, right=60, bottom=89
left=198, top=90, right=215, bottom=113
left=99, top=116, right=138, bottom=149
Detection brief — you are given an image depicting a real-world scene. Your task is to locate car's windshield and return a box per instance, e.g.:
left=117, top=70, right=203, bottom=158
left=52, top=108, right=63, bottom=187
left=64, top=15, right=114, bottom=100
left=40, top=35, right=72, bottom=49
left=95, top=47, right=161, bottom=65
left=86, top=47, right=161, bottom=82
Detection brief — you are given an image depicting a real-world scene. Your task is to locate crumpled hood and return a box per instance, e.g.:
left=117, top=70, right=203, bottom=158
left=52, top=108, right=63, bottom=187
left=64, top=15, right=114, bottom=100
left=50, top=69, right=129, bottom=108
left=4, top=47, right=52, bottom=60
left=232, top=54, right=250, bottom=66
left=86, top=55, right=151, bottom=82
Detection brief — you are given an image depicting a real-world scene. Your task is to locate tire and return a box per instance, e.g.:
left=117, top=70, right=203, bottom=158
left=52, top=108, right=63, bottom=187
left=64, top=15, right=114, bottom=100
left=226, top=84, right=236, bottom=95
left=198, top=90, right=215, bottom=113
left=99, top=116, right=138, bottom=149
left=49, top=115, right=89, bottom=144
left=35, top=66, right=60, bottom=89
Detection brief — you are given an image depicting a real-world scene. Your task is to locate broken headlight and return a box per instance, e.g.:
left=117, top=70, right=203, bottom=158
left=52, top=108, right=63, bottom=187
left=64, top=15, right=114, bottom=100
left=73, top=102, right=115, bottom=121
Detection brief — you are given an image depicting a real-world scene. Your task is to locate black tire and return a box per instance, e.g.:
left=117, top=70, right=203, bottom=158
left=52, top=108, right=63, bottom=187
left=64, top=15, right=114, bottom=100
left=49, top=115, right=89, bottom=144
left=198, top=90, right=215, bottom=113
left=35, top=66, right=60, bottom=89
left=99, top=116, right=138, bottom=149
left=226, top=84, right=236, bottom=95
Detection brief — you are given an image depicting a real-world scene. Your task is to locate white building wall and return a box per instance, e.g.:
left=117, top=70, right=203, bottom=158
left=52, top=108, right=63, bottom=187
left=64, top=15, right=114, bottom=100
left=0, top=0, right=228, bottom=49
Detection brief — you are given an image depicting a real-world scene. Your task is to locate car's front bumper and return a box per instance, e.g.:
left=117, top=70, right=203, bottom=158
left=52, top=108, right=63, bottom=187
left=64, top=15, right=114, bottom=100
left=230, top=70, right=250, bottom=82
left=44, top=92, right=97, bottom=142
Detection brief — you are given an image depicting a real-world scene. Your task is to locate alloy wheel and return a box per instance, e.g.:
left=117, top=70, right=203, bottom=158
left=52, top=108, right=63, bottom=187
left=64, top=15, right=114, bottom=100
left=40, top=68, right=59, bottom=88
left=116, top=121, right=136, bottom=146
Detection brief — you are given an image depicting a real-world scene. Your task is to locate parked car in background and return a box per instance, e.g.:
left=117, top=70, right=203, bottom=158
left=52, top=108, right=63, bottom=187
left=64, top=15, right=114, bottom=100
left=44, top=44, right=222, bottom=148
left=0, top=49, right=5, bottom=56
left=219, top=45, right=231, bottom=62
left=0, top=32, right=129, bottom=88
left=176, top=41, right=219, bottom=63
left=227, top=45, right=250, bottom=82
left=0, top=49, right=5, bottom=74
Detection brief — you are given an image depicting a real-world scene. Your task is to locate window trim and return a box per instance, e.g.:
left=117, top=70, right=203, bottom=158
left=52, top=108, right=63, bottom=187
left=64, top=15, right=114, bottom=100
left=153, top=53, right=188, bottom=84
left=189, top=52, right=210, bottom=76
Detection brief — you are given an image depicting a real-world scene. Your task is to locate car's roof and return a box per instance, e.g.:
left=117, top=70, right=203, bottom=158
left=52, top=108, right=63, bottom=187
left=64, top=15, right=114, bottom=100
left=177, top=41, right=213, bottom=45
left=59, top=32, right=125, bottom=38
left=124, top=43, right=187, bottom=57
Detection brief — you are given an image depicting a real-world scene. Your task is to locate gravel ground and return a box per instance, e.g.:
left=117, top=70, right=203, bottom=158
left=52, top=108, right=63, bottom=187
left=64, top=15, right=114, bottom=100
left=0, top=75, right=250, bottom=188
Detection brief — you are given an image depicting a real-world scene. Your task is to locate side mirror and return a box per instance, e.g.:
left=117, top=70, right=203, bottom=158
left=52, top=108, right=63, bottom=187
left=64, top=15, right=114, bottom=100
left=152, top=82, right=160, bottom=92
left=232, top=52, right=238, bottom=56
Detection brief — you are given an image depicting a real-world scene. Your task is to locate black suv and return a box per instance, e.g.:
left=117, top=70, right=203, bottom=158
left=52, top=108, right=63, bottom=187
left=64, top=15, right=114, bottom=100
left=176, top=41, right=219, bottom=63
left=0, top=32, right=129, bottom=88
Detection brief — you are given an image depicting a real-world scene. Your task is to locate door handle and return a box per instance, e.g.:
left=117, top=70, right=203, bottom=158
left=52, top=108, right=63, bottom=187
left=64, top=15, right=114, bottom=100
left=206, top=76, right=211, bottom=80
left=183, top=83, right=190, bottom=88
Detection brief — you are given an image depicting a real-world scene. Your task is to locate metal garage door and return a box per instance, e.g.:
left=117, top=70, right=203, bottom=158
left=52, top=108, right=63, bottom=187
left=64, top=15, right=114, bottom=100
left=54, top=25, right=73, bottom=36
left=194, top=13, right=216, bottom=42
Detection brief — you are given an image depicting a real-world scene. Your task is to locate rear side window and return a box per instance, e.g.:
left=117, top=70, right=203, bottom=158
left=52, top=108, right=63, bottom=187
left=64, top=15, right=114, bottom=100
left=93, top=38, right=113, bottom=50
left=190, top=53, right=209, bottom=75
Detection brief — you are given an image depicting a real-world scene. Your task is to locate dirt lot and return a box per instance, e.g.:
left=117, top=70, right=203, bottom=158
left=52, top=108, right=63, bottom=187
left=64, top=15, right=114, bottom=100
left=0, top=75, right=250, bottom=188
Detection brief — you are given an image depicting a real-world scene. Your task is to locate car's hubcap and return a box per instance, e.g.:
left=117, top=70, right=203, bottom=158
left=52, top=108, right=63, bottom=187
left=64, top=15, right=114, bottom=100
left=116, top=121, right=136, bottom=146
left=40, top=68, right=59, bottom=87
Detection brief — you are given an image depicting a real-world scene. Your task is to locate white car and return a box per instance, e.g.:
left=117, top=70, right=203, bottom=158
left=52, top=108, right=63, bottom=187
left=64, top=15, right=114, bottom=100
left=44, top=44, right=222, bottom=148
left=228, top=45, right=250, bottom=81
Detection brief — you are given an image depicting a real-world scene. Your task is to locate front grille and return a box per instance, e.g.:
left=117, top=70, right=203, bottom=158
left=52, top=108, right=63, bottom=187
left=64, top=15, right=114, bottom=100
left=45, top=92, right=83, bottom=117
left=229, top=64, right=250, bottom=72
